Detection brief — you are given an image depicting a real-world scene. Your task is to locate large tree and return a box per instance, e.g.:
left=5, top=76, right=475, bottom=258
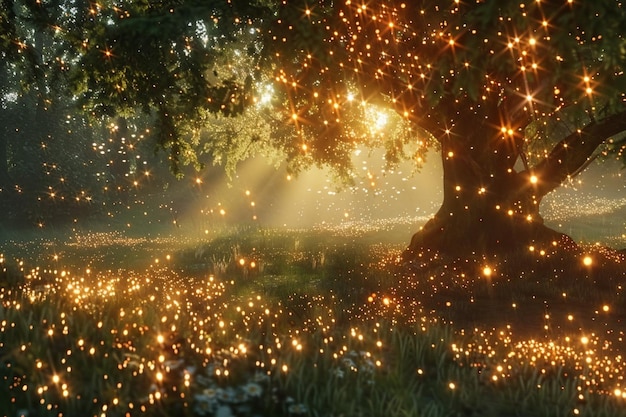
left=6, top=0, right=626, bottom=254
left=262, top=0, right=626, bottom=256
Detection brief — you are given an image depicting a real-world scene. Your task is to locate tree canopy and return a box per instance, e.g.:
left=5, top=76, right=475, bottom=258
left=4, top=1, right=626, bottom=170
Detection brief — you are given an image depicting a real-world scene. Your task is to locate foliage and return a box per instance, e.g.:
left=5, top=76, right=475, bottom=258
left=3, top=0, right=626, bottom=247
left=0, top=85, right=173, bottom=226
left=259, top=0, right=626, bottom=176
left=9, top=0, right=625, bottom=176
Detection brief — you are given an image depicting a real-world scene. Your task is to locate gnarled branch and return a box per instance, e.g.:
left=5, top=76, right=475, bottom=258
left=531, top=109, right=626, bottom=197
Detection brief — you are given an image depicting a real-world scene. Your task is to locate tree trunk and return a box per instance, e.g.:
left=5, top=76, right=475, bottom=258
left=405, top=164, right=573, bottom=259
left=0, top=133, right=10, bottom=187
left=0, top=62, right=12, bottom=188
left=404, top=136, right=572, bottom=259
left=402, top=101, right=626, bottom=259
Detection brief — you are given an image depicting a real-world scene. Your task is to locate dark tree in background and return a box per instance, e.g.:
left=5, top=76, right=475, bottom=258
left=0, top=0, right=176, bottom=226
left=2, top=0, right=626, bottom=255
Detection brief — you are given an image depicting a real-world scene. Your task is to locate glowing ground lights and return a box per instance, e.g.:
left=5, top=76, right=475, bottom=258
left=1, top=224, right=625, bottom=416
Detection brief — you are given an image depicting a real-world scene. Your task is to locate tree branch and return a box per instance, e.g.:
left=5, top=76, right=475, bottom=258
left=531, top=109, right=626, bottom=196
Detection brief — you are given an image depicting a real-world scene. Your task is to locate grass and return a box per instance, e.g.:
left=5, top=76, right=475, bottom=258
left=1, top=226, right=625, bottom=417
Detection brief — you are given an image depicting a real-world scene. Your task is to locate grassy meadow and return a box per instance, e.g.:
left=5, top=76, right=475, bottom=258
left=1, top=224, right=626, bottom=417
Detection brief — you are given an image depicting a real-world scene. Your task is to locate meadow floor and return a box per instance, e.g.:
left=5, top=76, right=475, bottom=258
left=1, top=223, right=626, bottom=417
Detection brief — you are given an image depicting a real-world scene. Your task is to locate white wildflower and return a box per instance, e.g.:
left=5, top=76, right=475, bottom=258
left=361, top=359, right=376, bottom=374
left=341, top=357, right=356, bottom=368
left=252, top=371, right=270, bottom=383
left=202, top=387, right=218, bottom=399
left=217, top=386, right=236, bottom=403
left=194, top=392, right=216, bottom=415
left=242, top=381, right=263, bottom=397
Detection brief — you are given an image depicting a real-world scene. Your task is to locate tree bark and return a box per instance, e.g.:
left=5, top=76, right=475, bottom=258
left=0, top=133, right=10, bottom=187
left=531, top=110, right=626, bottom=196
left=404, top=109, right=626, bottom=259
left=405, top=146, right=567, bottom=258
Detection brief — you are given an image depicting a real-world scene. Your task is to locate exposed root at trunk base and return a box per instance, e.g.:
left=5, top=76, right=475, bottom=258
left=400, top=215, right=626, bottom=292
left=403, top=215, right=578, bottom=261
